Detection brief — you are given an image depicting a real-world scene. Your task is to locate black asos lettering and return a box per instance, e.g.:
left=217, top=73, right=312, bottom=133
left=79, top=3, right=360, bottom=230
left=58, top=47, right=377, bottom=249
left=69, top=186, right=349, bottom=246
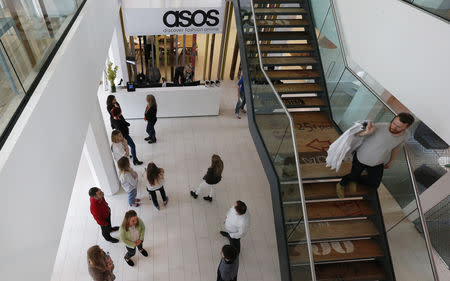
left=163, top=11, right=178, bottom=27
left=178, top=10, right=192, bottom=27
left=206, top=9, right=219, bottom=26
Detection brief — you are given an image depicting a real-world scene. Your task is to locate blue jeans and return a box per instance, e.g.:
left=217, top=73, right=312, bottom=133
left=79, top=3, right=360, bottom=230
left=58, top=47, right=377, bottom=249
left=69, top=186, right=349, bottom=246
left=128, top=188, right=137, bottom=206
left=124, top=135, right=137, bottom=161
left=146, top=121, right=156, bottom=140
left=235, top=91, right=246, bottom=114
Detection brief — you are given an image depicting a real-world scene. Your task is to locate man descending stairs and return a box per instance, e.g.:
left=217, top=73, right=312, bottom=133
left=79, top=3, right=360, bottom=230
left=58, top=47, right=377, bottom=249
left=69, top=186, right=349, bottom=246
left=235, top=0, right=396, bottom=280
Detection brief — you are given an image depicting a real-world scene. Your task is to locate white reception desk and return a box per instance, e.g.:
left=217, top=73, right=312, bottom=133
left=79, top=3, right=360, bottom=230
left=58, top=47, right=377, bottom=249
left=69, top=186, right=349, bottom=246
left=103, top=85, right=222, bottom=119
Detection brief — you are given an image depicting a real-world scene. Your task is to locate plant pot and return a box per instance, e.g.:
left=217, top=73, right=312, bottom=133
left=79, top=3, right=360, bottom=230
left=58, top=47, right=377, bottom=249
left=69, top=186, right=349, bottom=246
left=111, top=84, right=116, bottom=93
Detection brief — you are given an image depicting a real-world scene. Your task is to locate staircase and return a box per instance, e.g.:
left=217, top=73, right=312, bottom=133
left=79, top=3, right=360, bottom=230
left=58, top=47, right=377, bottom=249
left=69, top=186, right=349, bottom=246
left=234, top=0, right=395, bottom=280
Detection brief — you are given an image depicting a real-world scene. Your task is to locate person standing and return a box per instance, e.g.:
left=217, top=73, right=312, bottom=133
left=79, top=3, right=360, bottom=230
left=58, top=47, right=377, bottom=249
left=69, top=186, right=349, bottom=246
left=111, top=130, right=129, bottom=162
left=110, top=107, right=143, bottom=165
left=234, top=76, right=246, bottom=119
left=89, top=187, right=119, bottom=243
left=336, top=112, right=414, bottom=198
left=120, top=210, right=148, bottom=267
left=146, top=162, right=169, bottom=210
left=190, top=154, right=224, bottom=202
left=87, top=245, right=115, bottom=281
left=106, top=95, right=129, bottom=129
left=117, top=157, right=141, bottom=207
left=217, top=245, right=239, bottom=281
left=220, top=201, right=250, bottom=254
left=144, top=94, right=157, bottom=143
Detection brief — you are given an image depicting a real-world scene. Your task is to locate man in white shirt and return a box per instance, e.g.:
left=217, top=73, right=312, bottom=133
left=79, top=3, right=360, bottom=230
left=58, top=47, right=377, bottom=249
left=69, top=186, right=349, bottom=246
left=220, top=200, right=251, bottom=254
left=336, top=112, right=414, bottom=198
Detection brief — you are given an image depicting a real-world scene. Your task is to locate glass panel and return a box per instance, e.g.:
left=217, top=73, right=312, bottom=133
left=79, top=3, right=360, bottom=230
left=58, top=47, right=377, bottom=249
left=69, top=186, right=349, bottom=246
left=410, top=0, right=450, bottom=21
left=0, top=0, right=85, bottom=143
left=0, top=41, right=26, bottom=134
left=314, top=0, right=345, bottom=98
left=0, top=0, right=81, bottom=90
left=236, top=0, right=313, bottom=280
left=414, top=195, right=450, bottom=268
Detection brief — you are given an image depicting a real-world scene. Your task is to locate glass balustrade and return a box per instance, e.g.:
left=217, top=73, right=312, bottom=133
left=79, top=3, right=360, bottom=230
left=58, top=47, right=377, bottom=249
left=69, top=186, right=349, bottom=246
left=236, top=0, right=314, bottom=280
left=403, top=0, right=450, bottom=21
left=310, top=1, right=439, bottom=279
left=0, top=0, right=86, bottom=148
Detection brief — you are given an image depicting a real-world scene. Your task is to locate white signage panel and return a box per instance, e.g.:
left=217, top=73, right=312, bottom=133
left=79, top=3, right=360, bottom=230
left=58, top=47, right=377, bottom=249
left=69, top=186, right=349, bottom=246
left=123, top=6, right=224, bottom=35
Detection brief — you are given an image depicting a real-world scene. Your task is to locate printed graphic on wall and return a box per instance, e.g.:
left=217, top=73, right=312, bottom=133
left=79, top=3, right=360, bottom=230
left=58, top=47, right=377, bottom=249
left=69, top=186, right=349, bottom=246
left=123, top=7, right=224, bottom=35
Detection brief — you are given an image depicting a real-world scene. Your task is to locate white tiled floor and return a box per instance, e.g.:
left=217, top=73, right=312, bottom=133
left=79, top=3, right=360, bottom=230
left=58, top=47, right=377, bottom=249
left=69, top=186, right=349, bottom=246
left=50, top=80, right=281, bottom=281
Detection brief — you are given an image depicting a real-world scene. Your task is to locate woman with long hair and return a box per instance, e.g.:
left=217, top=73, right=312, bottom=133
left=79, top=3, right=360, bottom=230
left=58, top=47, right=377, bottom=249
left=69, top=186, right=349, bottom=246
left=110, top=130, right=129, bottom=162
left=144, top=94, right=157, bottom=143
left=106, top=95, right=129, bottom=129
left=119, top=210, right=148, bottom=267
left=87, top=245, right=115, bottom=281
left=190, top=154, right=223, bottom=202
left=117, top=157, right=140, bottom=207
left=146, top=162, right=168, bottom=210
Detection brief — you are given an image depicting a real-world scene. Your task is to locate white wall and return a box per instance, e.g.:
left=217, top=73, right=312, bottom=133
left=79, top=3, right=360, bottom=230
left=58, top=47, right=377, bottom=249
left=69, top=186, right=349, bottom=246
left=335, top=0, right=450, bottom=144
left=0, top=0, right=119, bottom=280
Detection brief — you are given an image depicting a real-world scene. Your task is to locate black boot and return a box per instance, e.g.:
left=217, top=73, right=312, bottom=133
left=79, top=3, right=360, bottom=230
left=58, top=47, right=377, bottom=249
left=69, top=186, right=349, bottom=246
left=133, top=159, right=143, bottom=165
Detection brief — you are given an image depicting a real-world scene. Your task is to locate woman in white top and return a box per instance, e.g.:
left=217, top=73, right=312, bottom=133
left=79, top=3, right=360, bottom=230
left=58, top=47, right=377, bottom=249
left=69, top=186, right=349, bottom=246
left=111, top=130, right=130, bottom=162
left=117, top=157, right=140, bottom=207
left=146, top=162, right=168, bottom=210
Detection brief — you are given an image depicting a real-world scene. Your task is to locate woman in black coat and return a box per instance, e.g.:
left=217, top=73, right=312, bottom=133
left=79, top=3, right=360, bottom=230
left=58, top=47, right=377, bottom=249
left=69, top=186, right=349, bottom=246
left=144, top=94, right=157, bottom=143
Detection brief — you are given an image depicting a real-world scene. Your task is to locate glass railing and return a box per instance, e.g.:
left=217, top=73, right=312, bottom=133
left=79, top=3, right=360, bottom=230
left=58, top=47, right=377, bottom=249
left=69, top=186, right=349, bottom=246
left=403, top=0, right=450, bottom=21
left=311, top=0, right=439, bottom=280
left=0, top=0, right=86, bottom=148
left=415, top=195, right=450, bottom=268
left=235, top=0, right=315, bottom=280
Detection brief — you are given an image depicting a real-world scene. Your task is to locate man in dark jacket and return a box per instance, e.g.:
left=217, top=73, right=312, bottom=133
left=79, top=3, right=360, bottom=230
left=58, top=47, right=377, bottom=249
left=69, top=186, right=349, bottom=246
left=110, top=107, right=143, bottom=165
left=217, top=245, right=239, bottom=281
left=89, top=187, right=119, bottom=243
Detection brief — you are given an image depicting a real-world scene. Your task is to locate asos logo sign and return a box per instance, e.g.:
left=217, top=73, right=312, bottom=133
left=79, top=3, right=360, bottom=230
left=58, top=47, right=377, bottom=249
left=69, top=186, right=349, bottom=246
left=163, top=9, right=220, bottom=28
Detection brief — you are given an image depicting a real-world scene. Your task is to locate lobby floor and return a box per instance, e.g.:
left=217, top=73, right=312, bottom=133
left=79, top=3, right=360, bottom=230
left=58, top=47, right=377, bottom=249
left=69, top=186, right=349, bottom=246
left=50, top=80, right=281, bottom=281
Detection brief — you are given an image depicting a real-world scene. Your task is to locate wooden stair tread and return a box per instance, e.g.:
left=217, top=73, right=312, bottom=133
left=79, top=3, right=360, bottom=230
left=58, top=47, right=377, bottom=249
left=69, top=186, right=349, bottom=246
left=283, top=97, right=325, bottom=107
left=256, top=19, right=309, bottom=27
left=254, top=7, right=307, bottom=15
left=252, top=70, right=320, bottom=80
left=248, top=44, right=314, bottom=53
left=315, top=261, right=386, bottom=281
left=282, top=182, right=370, bottom=201
left=292, top=112, right=339, bottom=153
left=254, top=0, right=300, bottom=3
left=287, top=220, right=379, bottom=242
left=289, top=239, right=384, bottom=264
left=283, top=200, right=374, bottom=221
left=249, top=56, right=318, bottom=66
left=257, top=31, right=311, bottom=41
left=275, top=83, right=323, bottom=93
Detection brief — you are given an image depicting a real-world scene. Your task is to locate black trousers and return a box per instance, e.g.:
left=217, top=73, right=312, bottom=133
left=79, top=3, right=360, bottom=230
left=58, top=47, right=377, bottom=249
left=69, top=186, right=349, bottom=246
left=147, top=186, right=168, bottom=208
left=340, top=153, right=384, bottom=189
left=125, top=242, right=143, bottom=259
left=217, top=268, right=237, bottom=281
left=100, top=214, right=114, bottom=242
left=224, top=232, right=241, bottom=254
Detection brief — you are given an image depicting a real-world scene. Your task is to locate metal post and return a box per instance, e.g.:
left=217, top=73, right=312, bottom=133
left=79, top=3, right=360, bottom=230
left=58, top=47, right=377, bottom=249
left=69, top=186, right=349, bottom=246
left=220, top=2, right=234, bottom=80
left=202, top=34, right=210, bottom=81
left=217, top=1, right=230, bottom=79
left=164, top=36, right=168, bottom=80
left=182, top=34, right=186, bottom=66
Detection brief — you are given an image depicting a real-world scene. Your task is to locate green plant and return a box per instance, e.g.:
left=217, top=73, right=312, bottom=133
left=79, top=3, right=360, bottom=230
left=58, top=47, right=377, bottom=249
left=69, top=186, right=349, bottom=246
left=107, top=61, right=118, bottom=88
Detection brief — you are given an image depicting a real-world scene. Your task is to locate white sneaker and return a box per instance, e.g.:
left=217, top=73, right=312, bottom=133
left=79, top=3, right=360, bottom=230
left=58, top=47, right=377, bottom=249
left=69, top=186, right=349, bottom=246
left=235, top=114, right=241, bottom=119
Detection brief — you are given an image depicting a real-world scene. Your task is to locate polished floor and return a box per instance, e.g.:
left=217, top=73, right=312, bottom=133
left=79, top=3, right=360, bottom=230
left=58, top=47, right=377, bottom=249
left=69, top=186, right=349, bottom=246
left=50, top=80, right=281, bottom=281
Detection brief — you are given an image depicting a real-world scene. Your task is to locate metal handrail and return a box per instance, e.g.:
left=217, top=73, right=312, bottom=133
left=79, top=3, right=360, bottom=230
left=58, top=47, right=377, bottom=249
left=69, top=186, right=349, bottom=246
left=328, top=1, right=440, bottom=279
left=249, top=1, right=317, bottom=279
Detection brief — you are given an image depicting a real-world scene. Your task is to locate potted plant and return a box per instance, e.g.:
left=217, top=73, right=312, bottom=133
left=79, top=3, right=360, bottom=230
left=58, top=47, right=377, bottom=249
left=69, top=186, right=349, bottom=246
left=107, top=61, right=118, bottom=93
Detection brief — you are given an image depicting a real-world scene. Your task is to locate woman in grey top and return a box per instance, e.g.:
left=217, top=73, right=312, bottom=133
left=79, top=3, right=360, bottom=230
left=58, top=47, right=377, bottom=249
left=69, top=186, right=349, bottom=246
left=87, top=245, right=115, bottom=281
